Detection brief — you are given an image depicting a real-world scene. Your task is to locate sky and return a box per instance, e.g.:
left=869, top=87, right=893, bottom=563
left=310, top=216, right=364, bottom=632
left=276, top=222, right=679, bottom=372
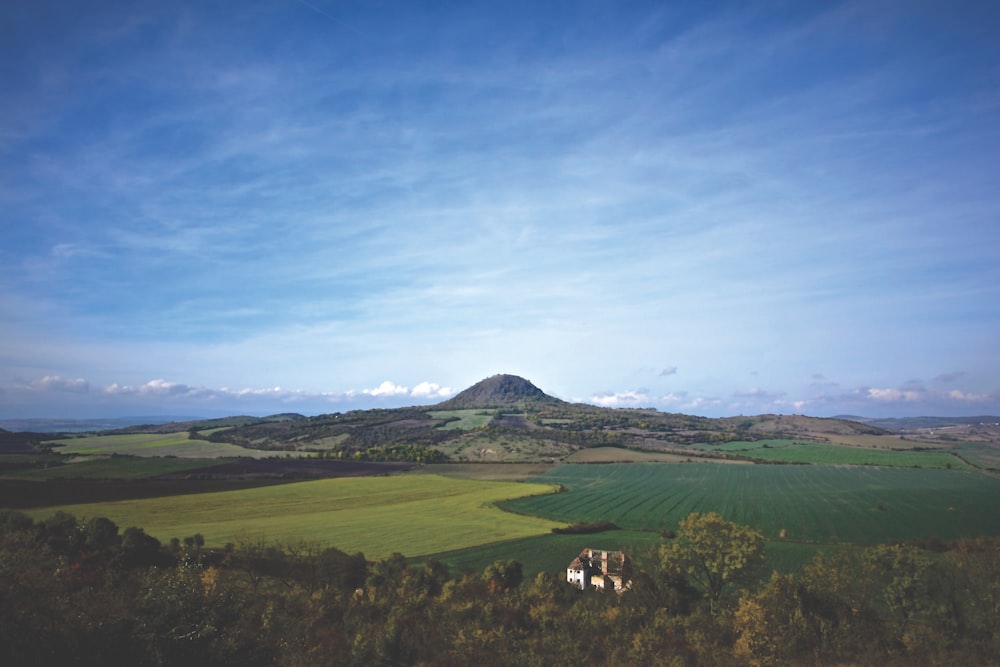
left=2, top=0, right=999, bottom=419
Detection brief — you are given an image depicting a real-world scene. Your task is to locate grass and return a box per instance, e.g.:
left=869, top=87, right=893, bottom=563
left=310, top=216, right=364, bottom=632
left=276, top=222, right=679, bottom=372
left=695, top=439, right=973, bottom=469
left=420, top=529, right=663, bottom=577
left=948, top=441, right=1000, bottom=469
left=822, top=433, right=946, bottom=449
left=427, top=409, right=495, bottom=430
left=23, top=474, right=563, bottom=560
left=48, top=432, right=275, bottom=458
left=504, top=463, right=1000, bottom=545
left=419, top=530, right=835, bottom=578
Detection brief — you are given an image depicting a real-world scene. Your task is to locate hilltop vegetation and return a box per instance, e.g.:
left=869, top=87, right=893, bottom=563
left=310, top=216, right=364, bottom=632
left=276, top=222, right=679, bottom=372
left=4, top=505, right=1000, bottom=666
left=3, top=375, right=1000, bottom=664
left=11, top=375, right=993, bottom=473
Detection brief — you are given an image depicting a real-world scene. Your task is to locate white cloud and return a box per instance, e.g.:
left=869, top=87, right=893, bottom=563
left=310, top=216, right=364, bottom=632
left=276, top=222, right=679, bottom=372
left=363, top=380, right=410, bottom=397
left=104, top=379, right=207, bottom=398
left=947, top=389, right=989, bottom=402
left=867, top=387, right=925, bottom=402
left=410, top=381, right=453, bottom=399
left=30, top=375, right=90, bottom=393
left=10, top=374, right=459, bottom=411
left=589, top=390, right=650, bottom=407
left=659, top=366, right=678, bottom=376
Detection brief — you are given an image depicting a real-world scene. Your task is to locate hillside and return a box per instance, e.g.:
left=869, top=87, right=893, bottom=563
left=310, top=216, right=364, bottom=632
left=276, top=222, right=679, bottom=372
left=25, top=374, right=909, bottom=463
left=433, top=374, right=566, bottom=410
left=23, top=375, right=992, bottom=466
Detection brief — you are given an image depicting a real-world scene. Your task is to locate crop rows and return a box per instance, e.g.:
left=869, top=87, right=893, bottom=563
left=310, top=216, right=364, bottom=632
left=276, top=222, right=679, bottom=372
left=695, top=439, right=972, bottom=469
left=503, top=463, right=1000, bottom=544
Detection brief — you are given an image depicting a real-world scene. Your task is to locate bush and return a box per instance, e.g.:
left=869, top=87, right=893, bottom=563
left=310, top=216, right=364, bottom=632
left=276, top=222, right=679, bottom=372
left=552, top=520, right=619, bottom=535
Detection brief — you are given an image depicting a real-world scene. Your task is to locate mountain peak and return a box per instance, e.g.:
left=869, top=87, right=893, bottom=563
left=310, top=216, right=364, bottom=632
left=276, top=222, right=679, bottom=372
left=434, top=374, right=562, bottom=409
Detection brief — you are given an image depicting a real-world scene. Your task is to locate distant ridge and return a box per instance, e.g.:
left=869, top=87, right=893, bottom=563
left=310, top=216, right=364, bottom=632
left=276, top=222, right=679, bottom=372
left=838, top=415, right=1000, bottom=431
left=434, top=374, right=565, bottom=409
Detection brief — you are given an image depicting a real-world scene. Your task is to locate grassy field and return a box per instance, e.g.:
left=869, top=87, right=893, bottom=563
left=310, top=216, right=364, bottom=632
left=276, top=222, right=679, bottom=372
left=23, top=474, right=563, bottom=559
left=421, top=531, right=835, bottom=578
left=949, top=441, right=1000, bottom=469
left=695, top=439, right=972, bottom=469
left=821, top=433, right=945, bottom=449
left=421, top=529, right=663, bottom=576
left=503, top=463, right=1000, bottom=545
left=427, top=409, right=495, bottom=430
left=49, top=432, right=275, bottom=458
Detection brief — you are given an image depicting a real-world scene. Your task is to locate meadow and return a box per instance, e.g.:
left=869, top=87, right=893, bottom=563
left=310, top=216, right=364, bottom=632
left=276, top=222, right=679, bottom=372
left=503, top=463, right=1000, bottom=545
left=49, top=432, right=276, bottom=458
left=696, top=439, right=972, bottom=469
left=423, top=530, right=833, bottom=578
left=427, top=409, right=495, bottom=430
left=23, top=474, right=562, bottom=560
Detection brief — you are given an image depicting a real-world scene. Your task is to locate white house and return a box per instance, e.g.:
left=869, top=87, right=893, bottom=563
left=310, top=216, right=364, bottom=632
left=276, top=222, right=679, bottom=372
left=566, top=548, right=628, bottom=592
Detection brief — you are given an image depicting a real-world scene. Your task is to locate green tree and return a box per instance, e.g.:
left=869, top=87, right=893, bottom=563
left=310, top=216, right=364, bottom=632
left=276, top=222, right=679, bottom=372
left=661, top=512, right=765, bottom=614
left=483, top=559, right=523, bottom=593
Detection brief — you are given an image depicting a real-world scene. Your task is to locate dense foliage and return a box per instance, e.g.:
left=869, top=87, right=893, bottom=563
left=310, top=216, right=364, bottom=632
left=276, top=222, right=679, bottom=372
left=2, top=508, right=998, bottom=666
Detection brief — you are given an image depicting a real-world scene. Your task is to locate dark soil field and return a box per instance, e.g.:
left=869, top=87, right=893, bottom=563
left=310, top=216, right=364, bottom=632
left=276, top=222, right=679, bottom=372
left=0, top=459, right=414, bottom=509
left=158, top=458, right=414, bottom=480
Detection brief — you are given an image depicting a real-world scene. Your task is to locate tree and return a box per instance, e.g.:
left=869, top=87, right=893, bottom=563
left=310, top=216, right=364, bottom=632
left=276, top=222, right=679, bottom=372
left=83, top=516, right=120, bottom=552
left=483, top=559, right=523, bottom=593
left=661, top=512, right=765, bottom=614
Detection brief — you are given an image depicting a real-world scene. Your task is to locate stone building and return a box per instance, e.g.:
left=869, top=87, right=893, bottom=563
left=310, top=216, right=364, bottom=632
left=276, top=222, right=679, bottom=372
left=566, top=548, right=628, bottom=592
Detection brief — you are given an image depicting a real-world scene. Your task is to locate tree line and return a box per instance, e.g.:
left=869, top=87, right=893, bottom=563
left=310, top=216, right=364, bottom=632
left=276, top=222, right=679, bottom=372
left=1, top=508, right=997, bottom=665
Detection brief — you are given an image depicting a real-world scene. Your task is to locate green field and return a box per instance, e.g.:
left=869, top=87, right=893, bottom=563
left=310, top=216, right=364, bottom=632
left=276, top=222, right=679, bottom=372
left=422, top=529, right=662, bottom=576
left=423, top=531, right=834, bottom=578
left=949, top=441, right=1000, bottom=469
left=49, top=432, right=275, bottom=458
left=696, top=439, right=973, bottom=469
left=427, top=409, right=495, bottom=430
left=23, top=474, right=562, bottom=559
left=503, top=463, right=1000, bottom=545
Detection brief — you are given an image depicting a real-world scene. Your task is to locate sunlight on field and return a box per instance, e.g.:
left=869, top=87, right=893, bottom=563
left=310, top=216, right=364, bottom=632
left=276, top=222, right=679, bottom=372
left=25, top=474, right=562, bottom=559
left=49, top=432, right=275, bottom=458
left=427, top=409, right=494, bottom=430
left=696, top=439, right=972, bottom=469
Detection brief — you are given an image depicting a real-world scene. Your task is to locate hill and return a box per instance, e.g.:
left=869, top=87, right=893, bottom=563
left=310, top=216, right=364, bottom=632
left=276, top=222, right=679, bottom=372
left=839, top=415, right=1000, bottom=431
left=433, top=374, right=566, bottom=410
left=21, top=375, right=996, bottom=467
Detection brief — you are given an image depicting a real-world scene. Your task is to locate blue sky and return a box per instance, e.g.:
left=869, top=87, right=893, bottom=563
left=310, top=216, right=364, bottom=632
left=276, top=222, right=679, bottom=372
left=2, top=0, right=999, bottom=419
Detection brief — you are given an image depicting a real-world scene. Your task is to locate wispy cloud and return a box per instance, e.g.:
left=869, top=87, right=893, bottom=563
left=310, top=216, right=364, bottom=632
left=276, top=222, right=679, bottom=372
left=590, top=390, right=652, bottom=408
left=1, top=2, right=998, bottom=418
left=1, top=374, right=456, bottom=417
